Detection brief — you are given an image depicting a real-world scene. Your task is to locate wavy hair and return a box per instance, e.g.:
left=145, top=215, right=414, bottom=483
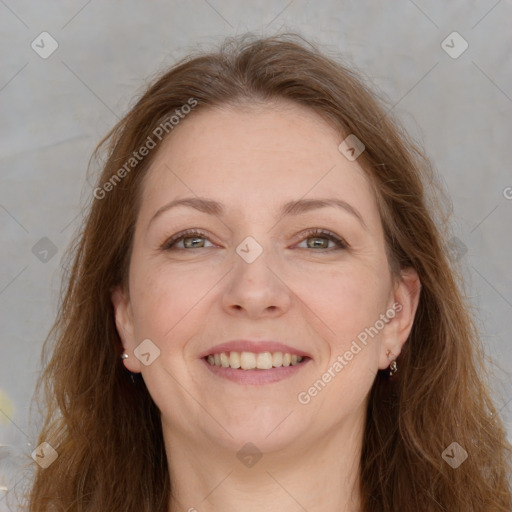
left=25, top=33, right=511, bottom=511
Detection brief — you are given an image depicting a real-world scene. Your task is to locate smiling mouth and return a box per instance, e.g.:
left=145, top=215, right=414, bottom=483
left=204, top=351, right=309, bottom=370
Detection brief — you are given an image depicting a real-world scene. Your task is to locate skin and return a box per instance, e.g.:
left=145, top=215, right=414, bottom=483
left=112, top=100, right=421, bottom=512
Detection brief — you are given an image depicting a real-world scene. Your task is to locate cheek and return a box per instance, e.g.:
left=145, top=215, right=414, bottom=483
left=129, top=260, right=223, bottom=348
left=297, top=269, right=388, bottom=413
left=295, top=263, right=390, bottom=345
left=129, top=263, right=185, bottom=341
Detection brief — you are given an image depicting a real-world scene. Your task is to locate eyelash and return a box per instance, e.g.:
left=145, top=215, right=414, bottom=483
left=161, top=228, right=349, bottom=251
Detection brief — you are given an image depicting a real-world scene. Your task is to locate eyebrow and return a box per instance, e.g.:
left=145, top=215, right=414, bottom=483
left=149, top=196, right=367, bottom=230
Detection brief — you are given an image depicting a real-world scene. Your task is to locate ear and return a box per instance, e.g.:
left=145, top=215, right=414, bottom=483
left=111, top=285, right=142, bottom=373
left=378, top=267, right=421, bottom=370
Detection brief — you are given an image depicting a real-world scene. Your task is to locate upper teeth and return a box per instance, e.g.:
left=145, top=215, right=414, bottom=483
left=206, top=351, right=304, bottom=370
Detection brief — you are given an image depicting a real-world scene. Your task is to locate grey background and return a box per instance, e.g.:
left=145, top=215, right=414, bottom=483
left=1, top=0, right=511, bottom=507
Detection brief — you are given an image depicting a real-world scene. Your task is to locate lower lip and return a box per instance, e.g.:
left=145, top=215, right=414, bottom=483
left=201, top=357, right=311, bottom=385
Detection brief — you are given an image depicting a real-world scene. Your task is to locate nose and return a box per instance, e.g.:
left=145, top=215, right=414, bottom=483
left=221, top=241, right=292, bottom=319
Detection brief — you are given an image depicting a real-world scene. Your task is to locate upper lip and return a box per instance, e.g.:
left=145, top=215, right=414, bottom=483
left=199, top=340, right=312, bottom=359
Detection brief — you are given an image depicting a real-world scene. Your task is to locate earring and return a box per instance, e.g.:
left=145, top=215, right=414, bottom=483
left=386, top=349, right=398, bottom=376
left=120, top=352, right=136, bottom=383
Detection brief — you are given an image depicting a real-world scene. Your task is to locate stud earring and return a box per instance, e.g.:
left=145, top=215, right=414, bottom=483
left=119, top=352, right=137, bottom=384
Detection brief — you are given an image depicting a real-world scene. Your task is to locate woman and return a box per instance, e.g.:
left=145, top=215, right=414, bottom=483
left=27, top=33, right=511, bottom=511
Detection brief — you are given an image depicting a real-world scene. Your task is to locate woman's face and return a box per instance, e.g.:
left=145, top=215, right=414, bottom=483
left=113, top=101, right=419, bottom=454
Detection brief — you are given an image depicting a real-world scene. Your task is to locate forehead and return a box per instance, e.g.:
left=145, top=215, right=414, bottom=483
left=138, top=101, right=379, bottom=227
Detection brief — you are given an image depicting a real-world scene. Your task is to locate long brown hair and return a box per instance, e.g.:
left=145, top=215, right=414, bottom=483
left=25, top=33, right=511, bottom=511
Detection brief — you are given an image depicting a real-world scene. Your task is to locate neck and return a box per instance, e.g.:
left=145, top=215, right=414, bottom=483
left=164, top=413, right=365, bottom=512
